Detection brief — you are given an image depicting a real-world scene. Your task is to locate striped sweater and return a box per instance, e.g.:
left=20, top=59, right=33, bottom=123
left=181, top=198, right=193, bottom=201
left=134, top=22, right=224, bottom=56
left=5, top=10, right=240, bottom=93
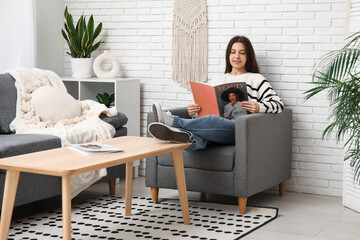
left=209, top=73, right=284, bottom=113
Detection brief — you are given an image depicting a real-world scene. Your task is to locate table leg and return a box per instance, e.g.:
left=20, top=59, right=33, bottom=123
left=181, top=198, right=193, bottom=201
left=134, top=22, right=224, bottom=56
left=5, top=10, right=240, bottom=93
left=171, top=150, right=190, bottom=225
left=62, top=176, right=72, bottom=240
left=125, top=161, right=133, bottom=216
left=0, top=170, right=20, bottom=240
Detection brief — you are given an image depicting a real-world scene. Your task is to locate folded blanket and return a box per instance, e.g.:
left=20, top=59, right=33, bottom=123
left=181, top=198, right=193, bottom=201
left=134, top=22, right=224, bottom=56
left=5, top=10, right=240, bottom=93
left=5, top=67, right=117, bottom=198
left=100, top=112, right=128, bottom=129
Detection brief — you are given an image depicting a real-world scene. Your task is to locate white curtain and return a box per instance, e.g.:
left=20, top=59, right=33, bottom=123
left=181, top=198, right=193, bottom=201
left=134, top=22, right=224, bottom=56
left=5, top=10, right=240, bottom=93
left=0, top=0, right=35, bottom=73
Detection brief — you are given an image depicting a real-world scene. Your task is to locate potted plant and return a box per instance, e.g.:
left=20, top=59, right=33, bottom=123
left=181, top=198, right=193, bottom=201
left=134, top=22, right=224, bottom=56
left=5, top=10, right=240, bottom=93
left=96, top=92, right=115, bottom=108
left=61, top=7, right=104, bottom=78
left=304, top=31, right=360, bottom=210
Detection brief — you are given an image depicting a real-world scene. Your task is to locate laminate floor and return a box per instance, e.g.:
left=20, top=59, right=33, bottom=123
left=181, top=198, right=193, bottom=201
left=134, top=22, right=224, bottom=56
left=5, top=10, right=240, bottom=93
left=10, top=176, right=360, bottom=240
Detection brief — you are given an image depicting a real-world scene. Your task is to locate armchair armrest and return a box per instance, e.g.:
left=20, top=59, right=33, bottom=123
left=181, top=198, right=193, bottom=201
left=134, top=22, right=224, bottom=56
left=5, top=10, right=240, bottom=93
left=145, top=107, right=190, bottom=187
left=233, top=109, right=292, bottom=197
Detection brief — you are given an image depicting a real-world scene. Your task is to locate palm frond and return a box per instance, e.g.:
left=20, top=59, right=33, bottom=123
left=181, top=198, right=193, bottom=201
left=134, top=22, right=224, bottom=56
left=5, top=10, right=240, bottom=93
left=304, top=31, right=360, bottom=184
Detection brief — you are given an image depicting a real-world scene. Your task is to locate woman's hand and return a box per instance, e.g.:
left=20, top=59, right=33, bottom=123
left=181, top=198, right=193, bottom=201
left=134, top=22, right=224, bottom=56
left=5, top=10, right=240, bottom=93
left=187, top=104, right=201, bottom=115
left=240, top=101, right=260, bottom=113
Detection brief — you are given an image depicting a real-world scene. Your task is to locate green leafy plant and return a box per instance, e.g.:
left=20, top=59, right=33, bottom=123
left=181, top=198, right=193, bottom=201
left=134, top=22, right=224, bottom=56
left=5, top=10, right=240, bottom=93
left=304, top=31, right=360, bottom=184
left=96, top=92, right=115, bottom=108
left=61, top=6, right=104, bottom=58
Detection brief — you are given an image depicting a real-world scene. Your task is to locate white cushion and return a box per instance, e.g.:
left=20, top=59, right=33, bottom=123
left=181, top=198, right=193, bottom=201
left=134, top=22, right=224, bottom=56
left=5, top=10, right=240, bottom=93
left=31, top=86, right=81, bottom=122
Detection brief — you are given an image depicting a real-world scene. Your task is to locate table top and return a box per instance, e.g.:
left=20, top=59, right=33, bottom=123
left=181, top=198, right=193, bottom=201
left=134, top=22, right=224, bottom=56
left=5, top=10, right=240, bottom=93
left=0, top=136, right=191, bottom=177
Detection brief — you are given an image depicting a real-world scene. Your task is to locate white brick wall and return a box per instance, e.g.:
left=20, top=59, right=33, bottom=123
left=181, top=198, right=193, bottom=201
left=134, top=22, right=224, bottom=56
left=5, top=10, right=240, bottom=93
left=64, top=0, right=348, bottom=197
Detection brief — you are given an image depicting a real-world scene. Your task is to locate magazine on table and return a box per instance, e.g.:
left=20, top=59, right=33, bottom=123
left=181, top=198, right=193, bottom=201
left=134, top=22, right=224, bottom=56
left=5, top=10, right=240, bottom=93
left=190, top=81, right=248, bottom=120
left=69, top=143, right=123, bottom=155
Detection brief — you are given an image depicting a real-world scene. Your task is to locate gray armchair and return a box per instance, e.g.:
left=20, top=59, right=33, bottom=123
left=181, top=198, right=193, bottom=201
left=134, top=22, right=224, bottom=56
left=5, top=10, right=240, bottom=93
left=146, top=107, right=292, bottom=214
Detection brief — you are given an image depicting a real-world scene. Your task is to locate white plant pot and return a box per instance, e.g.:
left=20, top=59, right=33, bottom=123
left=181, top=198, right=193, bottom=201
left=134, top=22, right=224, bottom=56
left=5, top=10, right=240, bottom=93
left=71, top=58, right=92, bottom=78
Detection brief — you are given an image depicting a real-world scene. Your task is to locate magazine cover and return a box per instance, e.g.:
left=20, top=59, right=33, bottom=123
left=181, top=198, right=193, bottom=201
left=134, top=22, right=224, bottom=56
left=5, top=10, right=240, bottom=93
left=190, top=81, right=248, bottom=120
left=69, top=143, right=123, bottom=155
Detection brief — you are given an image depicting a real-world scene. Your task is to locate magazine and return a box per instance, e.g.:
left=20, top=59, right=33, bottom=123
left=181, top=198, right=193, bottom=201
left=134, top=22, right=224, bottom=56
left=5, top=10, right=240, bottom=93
left=69, top=143, right=123, bottom=155
left=190, top=81, right=248, bottom=120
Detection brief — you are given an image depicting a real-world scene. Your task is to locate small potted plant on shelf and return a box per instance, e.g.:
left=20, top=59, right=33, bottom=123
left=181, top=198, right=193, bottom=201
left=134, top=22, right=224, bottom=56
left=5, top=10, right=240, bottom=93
left=61, top=6, right=104, bottom=78
left=96, top=92, right=115, bottom=108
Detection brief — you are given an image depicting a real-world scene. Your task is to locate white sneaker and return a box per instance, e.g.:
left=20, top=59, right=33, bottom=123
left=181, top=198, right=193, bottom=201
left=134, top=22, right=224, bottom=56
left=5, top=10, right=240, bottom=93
left=148, top=122, right=190, bottom=143
left=152, top=103, right=174, bottom=127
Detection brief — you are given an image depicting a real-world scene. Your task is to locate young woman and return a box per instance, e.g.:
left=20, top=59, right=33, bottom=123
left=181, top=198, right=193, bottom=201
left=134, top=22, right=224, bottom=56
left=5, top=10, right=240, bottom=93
left=148, top=35, right=284, bottom=151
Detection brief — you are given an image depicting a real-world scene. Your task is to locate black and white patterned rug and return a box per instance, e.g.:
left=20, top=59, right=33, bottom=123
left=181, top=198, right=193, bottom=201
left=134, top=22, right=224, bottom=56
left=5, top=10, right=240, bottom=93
left=8, top=195, right=277, bottom=240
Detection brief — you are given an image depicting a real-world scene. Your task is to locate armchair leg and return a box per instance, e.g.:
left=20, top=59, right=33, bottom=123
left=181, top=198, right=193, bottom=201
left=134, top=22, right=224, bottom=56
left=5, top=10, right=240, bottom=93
left=151, top=187, right=159, bottom=204
left=108, top=179, right=116, bottom=195
left=279, top=181, right=287, bottom=196
left=238, top=197, right=247, bottom=214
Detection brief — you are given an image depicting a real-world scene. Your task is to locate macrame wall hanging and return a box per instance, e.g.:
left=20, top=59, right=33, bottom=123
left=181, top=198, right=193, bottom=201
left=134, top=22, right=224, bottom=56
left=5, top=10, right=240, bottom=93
left=172, top=0, right=208, bottom=90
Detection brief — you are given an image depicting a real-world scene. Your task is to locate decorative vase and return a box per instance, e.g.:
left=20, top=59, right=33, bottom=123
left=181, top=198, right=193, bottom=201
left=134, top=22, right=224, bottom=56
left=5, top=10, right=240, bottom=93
left=71, top=58, right=92, bottom=78
left=93, top=50, right=120, bottom=79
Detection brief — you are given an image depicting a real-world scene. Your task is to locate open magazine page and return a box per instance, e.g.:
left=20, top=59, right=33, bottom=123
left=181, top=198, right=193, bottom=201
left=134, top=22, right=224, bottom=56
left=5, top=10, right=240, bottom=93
left=69, top=143, right=123, bottom=155
left=190, top=81, right=248, bottom=119
left=215, top=82, right=248, bottom=120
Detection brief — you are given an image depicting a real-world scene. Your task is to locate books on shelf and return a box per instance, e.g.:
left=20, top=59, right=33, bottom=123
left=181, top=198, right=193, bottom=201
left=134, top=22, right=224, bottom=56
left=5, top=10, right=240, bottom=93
left=69, top=143, right=123, bottom=155
left=190, top=81, right=248, bottom=120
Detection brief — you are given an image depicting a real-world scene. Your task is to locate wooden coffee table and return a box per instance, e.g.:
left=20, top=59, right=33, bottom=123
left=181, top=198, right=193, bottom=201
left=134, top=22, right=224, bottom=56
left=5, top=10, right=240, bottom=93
left=0, top=136, right=191, bottom=240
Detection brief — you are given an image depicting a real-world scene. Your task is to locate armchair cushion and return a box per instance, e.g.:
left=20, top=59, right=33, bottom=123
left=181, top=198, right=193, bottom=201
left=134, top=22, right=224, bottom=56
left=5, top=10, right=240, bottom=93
left=0, top=74, right=17, bottom=134
left=158, top=144, right=235, bottom=171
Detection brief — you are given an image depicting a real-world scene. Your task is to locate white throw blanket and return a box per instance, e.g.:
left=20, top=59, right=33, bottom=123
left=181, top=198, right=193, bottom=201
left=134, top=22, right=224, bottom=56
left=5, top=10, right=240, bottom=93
left=6, top=68, right=118, bottom=198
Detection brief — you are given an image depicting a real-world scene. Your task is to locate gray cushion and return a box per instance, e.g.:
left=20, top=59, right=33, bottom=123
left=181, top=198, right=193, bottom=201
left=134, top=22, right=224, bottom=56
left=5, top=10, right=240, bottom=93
left=114, top=127, right=127, bottom=138
left=0, top=134, right=61, bottom=158
left=157, top=145, right=235, bottom=171
left=101, top=112, right=128, bottom=129
left=0, top=74, right=17, bottom=134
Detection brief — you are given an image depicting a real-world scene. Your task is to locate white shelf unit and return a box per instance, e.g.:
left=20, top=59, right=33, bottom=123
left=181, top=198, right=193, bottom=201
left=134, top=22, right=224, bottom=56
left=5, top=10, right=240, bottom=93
left=62, top=77, right=141, bottom=177
left=62, top=77, right=140, bottom=137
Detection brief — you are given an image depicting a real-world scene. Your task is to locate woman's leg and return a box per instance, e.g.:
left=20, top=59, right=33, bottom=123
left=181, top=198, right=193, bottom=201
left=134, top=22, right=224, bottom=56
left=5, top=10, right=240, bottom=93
left=148, top=102, right=235, bottom=151
left=173, top=115, right=235, bottom=151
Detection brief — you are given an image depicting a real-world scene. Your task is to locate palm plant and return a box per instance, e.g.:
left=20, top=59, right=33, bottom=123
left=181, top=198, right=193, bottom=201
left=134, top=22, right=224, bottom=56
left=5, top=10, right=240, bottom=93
left=304, top=31, right=360, bottom=184
left=61, top=7, right=103, bottom=58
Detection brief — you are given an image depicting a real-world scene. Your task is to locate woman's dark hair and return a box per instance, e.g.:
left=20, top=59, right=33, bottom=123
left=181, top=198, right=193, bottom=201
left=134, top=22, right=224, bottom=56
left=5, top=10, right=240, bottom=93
left=225, top=36, right=260, bottom=74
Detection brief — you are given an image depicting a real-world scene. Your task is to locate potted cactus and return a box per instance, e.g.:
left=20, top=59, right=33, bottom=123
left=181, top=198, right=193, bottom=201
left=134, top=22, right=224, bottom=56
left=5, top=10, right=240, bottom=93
left=61, top=7, right=104, bottom=78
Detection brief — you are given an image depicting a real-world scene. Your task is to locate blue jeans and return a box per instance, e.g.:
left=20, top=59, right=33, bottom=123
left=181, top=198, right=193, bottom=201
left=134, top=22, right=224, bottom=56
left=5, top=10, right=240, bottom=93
left=173, top=115, right=235, bottom=151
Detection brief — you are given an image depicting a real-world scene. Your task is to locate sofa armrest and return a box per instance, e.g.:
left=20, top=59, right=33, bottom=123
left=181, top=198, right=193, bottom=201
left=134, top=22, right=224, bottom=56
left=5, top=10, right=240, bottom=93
left=100, top=112, right=128, bottom=129
left=233, top=109, right=292, bottom=197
